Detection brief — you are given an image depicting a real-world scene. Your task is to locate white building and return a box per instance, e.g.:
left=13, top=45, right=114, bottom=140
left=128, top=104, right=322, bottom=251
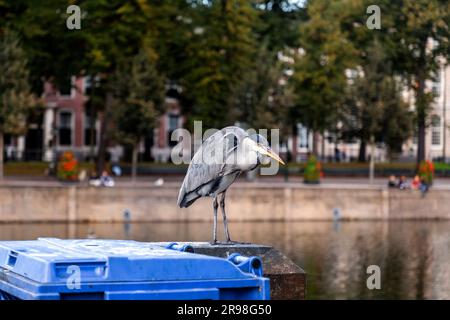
left=290, top=63, right=450, bottom=163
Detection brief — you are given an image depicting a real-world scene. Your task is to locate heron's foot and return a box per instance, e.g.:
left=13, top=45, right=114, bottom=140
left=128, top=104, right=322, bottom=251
left=224, top=240, right=244, bottom=245
left=210, top=240, right=236, bottom=245
left=210, top=240, right=249, bottom=245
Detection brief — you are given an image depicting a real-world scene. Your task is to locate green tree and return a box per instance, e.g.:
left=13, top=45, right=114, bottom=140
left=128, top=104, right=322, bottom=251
left=292, top=0, right=358, bottom=155
left=113, top=50, right=165, bottom=181
left=341, top=40, right=412, bottom=161
left=0, top=29, right=36, bottom=179
left=228, top=43, right=295, bottom=131
left=256, top=0, right=305, bottom=52
left=378, top=82, right=413, bottom=160
left=149, top=0, right=198, bottom=83
left=182, top=0, right=259, bottom=129
left=81, top=0, right=158, bottom=175
left=382, top=0, right=450, bottom=164
left=0, top=0, right=87, bottom=93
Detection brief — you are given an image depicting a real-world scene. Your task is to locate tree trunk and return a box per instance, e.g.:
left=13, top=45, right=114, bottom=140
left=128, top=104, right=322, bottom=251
left=415, top=43, right=427, bottom=168
left=88, top=75, right=96, bottom=165
left=96, top=92, right=113, bottom=176
left=369, top=135, right=375, bottom=184
left=321, top=131, right=325, bottom=161
left=0, top=132, right=3, bottom=180
left=89, top=86, right=96, bottom=165
left=416, top=74, right=426, bottom=166
left=312, top=131, right=319, bottom=156
left=358, top=138, right=367, bottom=162
left=443, top=67, right=447, bottom=162
left=131, top=142, right=138, bottom=183
left=291, top=124, right=298, bottom=163
left=417, top=115, right=426, bottom=164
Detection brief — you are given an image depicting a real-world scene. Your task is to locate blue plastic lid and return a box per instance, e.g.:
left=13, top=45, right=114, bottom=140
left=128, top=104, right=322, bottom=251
left=0, top=238, right=258, bottom=284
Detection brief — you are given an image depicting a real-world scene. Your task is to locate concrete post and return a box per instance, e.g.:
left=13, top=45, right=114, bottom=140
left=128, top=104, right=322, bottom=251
left=160, top=242, right=307, bottom=300
left=43, top=105, right=56, bottom=162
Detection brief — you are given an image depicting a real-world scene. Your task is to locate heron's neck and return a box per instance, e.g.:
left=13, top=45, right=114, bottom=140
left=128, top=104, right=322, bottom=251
left=235, top=139, right=258, bottom=171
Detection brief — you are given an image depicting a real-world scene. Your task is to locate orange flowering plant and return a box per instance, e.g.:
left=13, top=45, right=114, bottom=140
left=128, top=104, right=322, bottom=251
left=57, top=151, right=79, bottom=181
left=418, top=160, right=434, bottom=185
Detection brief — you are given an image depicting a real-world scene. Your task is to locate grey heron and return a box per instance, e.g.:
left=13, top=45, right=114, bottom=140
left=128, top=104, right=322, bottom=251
left=177, top=126, right=285, bottom=244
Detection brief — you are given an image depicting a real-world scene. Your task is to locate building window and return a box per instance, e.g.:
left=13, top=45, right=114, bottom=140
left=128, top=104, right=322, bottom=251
left=432, top=71, right=441, bottom=96
left=58, top=111, right=72, bottom=146
left=84, top=75, right=99, bottom=96
left=297, top=124, right=309, bottom=149
left=84, top=110, right=97, bottom=146
left=431, top=115, right=441, bottom=146
left=59, top=77, right=72, bottom=96
left=168, top=114, right=179, bottom=147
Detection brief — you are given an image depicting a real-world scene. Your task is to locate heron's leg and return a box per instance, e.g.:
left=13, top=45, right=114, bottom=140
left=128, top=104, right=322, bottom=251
left=219, top=192, right=232, bottom=243
left=212, top=196, right=218, bottom=244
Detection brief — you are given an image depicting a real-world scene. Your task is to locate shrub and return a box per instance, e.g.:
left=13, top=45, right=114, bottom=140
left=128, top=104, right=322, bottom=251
left=303, top=155, right=322, bottom=184
left=418, top=160, right=434, bottom=185
left=57, top=151, right=79, bottom=181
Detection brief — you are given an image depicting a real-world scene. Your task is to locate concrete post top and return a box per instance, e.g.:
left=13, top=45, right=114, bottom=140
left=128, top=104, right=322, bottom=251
left=156, top=241, right=306, bottom=299
left=165, top=241, right=273, bottom=249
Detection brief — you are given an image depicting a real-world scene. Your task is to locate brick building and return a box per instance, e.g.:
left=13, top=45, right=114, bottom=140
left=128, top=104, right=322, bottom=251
left=4, top=76, right=185, bottom=164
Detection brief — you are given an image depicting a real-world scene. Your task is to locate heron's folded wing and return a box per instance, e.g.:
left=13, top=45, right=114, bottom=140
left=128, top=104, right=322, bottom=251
left=178, top=127, right=247, bottom=199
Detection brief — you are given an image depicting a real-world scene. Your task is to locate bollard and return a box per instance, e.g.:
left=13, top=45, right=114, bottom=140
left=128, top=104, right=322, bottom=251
left=228, top=253, right=263, bottom=277
left=165, top=242, right=195, bottom=253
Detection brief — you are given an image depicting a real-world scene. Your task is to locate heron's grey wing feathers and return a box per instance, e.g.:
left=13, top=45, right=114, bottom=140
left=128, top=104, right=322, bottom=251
left=177, top=127, right=248, bottom=207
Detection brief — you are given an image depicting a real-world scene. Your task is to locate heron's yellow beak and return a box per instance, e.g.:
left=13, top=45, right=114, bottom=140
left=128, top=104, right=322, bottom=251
left=256, top=144, right=285, bottom=165
left=266, top=148, right=285, bottom=165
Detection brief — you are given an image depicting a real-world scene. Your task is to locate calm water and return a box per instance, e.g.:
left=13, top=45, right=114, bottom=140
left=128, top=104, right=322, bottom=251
left=1, top=221, right=449, bottom=299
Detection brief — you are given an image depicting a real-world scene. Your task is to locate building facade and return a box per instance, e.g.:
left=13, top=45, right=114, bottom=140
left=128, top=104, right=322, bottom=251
left=4, top=63, right=449, bottom=165
left=4, top=76, right=185, bottom=164
left=290, top=64, right=450, bottom=163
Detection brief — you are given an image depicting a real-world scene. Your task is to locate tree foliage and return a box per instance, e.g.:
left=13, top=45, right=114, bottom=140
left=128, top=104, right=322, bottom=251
left=0, top=29, right=35, bottom=135
left=380, top=0, right=450, bottom=163
left=180, top=0, right=259, bottom=129
left=292, top=0, right=359, bottom=152
left=1, top=0, right=449, bottom=167
left=0, top=28, right=36, bottom=178
left=228, top=44, right=294, bottom=131
left=342, top=40, right=412, bottom=160
left=113, top=50, right=165, bottom=145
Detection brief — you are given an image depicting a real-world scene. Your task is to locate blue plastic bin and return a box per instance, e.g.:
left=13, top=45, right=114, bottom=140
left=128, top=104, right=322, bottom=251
left=0, top=238, right=269, bottom=300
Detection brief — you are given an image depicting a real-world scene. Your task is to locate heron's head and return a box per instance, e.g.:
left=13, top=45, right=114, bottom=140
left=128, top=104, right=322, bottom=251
left=247, top=134, right=285, bottom=166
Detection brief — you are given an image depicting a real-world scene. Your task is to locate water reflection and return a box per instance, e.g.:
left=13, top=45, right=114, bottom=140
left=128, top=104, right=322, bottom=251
left=0, top=220, right=449, bottom=299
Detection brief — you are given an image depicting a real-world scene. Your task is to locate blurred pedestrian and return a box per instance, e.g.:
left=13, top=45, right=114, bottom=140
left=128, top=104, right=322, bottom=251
left=411, top=175, right=421, bottom=190
left=419, top=176, right=429, bottom=197
left=100, top=170, right=115, bottom=187
left=397, top=175, right=409, bottom=190
left=388, top=175, right=397, bottom=188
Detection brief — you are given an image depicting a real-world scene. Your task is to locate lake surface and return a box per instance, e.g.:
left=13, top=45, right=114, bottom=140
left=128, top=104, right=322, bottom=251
left=1, top=220, right=449, bottom=299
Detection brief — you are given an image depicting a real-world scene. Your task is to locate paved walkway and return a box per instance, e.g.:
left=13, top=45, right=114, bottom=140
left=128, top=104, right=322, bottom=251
left=2, top=175, right=450, bottom=190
